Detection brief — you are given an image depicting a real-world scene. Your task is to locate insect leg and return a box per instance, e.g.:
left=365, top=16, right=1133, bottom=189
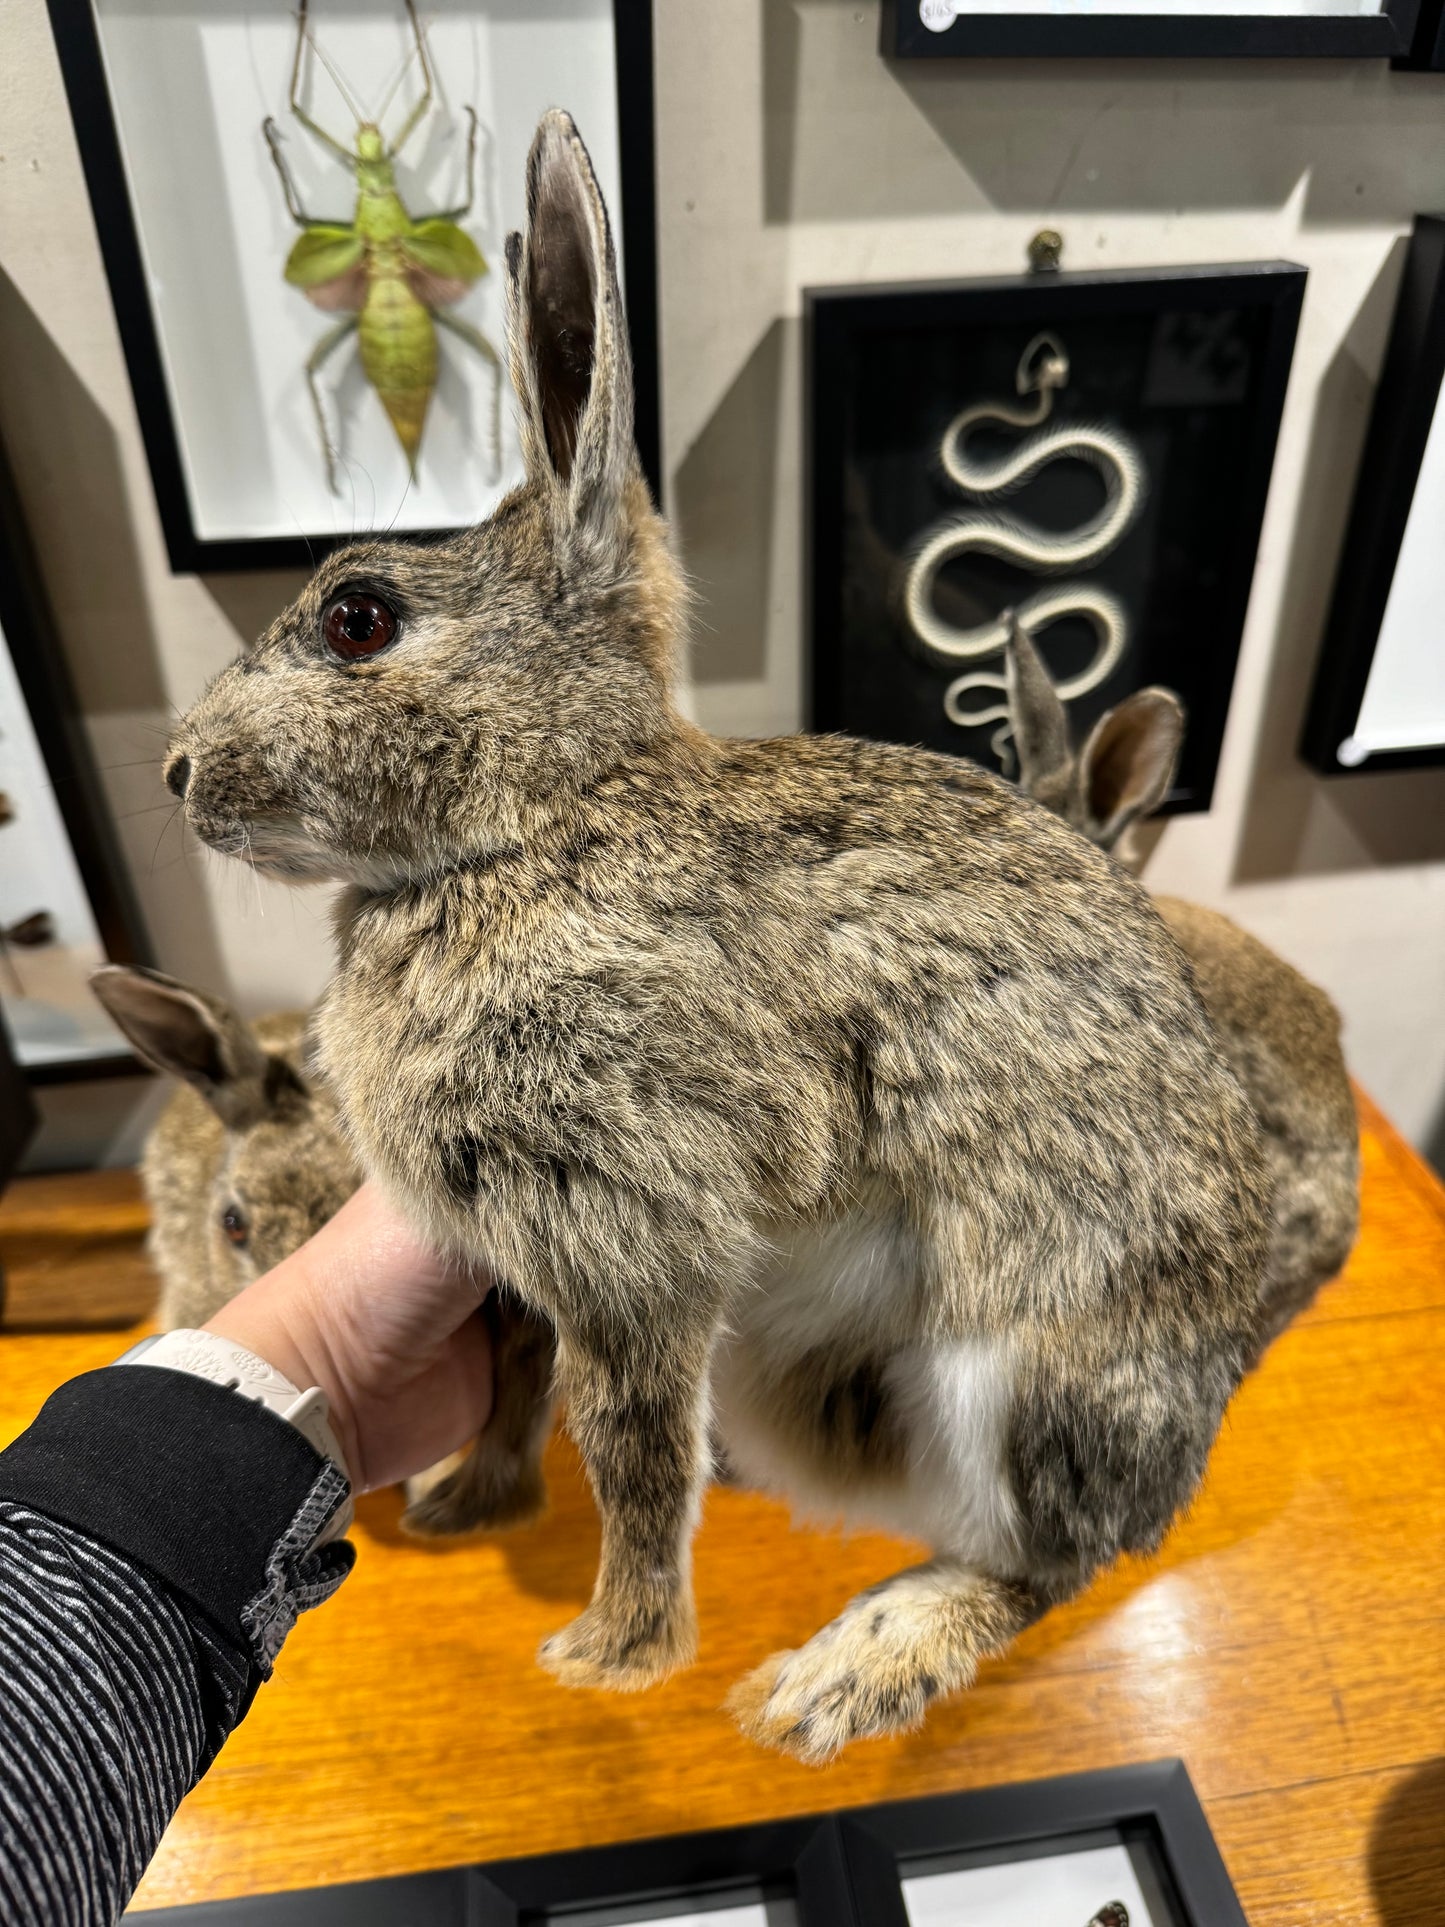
left=435, top=310, right=502, bottom=483
left=305, top=316, right=359, bottom=495
left=388, top=0, right=436, bottom=158
left=428, top=107, right=479, bottom=223
left=288, top=0, right=357, bottom=163
left=263, top=117, right=324, bottom=227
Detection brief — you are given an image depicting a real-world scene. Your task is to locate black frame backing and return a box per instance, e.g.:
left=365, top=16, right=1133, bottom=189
left=882, top=0, right=1439, bottom=62
left=839, top=1761, right=1247, bottom=1927
left=43, top=0, right=662, bottom=576
left=136, top=1760, right=1242, bottom=1924
left=1301, top=213, right=1445, bottom=774
left=0, top=432, right=151, bottom=1086
left=805, top=259, right=1305, bottom=817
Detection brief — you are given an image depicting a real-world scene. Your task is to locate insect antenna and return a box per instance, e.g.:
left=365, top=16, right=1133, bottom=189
left=306, top=30, right=366, bottom=129
left=374, top=32, right=422, bottom=131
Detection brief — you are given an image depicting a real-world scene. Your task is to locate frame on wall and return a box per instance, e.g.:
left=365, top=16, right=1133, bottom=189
left=806, top=261, right=1305, bottom=812
left=1302, top=214, right=1445, bottom=774
left=133, top=1762, right=1244, bottom=1924
left=45, top=0, right=661, bottom=575
left=0, top=435, right=150, bottom=1085
left=882, top=0, right=1443, bottom=64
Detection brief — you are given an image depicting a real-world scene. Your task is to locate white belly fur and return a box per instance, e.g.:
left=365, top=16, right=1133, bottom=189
left=712, top=1196, right=1026, bottom=1576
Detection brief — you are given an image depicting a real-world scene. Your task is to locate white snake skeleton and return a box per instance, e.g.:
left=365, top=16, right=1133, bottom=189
left=903, top=332, right=1146, bottom=766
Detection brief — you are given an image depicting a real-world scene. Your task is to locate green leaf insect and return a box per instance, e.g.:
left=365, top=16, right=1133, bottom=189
left=262, top=0, right=502, bottom=493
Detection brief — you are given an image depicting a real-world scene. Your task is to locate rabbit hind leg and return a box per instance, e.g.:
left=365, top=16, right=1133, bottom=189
left=402, top=1290, right=556, bottom=1535
left=727, top=1560, right=1038, bottom=1765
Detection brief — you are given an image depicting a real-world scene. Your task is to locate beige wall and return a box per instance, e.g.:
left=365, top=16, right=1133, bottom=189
left=4, top=0, right=1444, bottom=1164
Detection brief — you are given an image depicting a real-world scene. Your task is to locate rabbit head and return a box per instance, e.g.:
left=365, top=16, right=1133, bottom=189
left=164, top=111, right=685, bottom=887
left=1005, top=620, right=1183, bottom=869
left=91, top=966, right=359, bottom=1323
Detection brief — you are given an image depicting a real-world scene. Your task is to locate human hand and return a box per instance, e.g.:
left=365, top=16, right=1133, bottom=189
left=206, top=1183, right=493, bottom=1493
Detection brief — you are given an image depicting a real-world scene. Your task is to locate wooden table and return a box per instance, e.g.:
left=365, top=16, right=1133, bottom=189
left=1, top=1093, right=1442, bottom=1926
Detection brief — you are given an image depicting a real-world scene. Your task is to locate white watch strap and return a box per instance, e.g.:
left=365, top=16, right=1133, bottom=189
left=114, top=1329, right=354, bottom=1545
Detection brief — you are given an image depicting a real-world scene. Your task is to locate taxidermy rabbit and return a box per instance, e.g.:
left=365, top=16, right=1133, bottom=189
left=1001, top=623, right=1359, bottom=1353
left=90, top=965, right=360, bottom=1329
left=163, top=109, right=1271, bottom=1762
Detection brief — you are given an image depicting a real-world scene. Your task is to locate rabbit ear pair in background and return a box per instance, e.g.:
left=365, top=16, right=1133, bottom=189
left=1004, top=616, right=1183, bottom=866
left=1003, top=623, right=1359, bottom=1354
left=156, top=109, right=1325, bottom=1763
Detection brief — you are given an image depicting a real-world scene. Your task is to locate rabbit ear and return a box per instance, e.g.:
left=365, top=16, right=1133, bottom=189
left=1003, top=619, right=1072, bottom=793
left=90, top=966, right=278, bottom=1131
left=506, top=110, right=635, bottom=560
left=1077, top=688, right=1185, bottom=850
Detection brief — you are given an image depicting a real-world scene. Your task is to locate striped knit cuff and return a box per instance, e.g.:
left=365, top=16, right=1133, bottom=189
left=0, top=1366, right=355, bottom=1692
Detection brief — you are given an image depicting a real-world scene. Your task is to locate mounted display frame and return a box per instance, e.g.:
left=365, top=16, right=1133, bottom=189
left=0, top=433, right=151, bottom=1085
left=881, top=0, right=1442, bottom=64
left=839, top=1762, right=1248, bottom=1927
left=806, top=260, right=1305, bottom=812
left=1301, top=214, right=1445, bottom=774
left=45, top=0, right=661, bottom=575
left=131, top=1761, right=1246, bottom=1924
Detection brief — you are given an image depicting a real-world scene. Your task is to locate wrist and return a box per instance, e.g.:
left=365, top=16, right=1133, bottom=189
left=206, top=1256, right=362, bottom=1488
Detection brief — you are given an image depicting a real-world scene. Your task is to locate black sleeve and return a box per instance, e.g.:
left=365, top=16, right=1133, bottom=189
left=0, top=1366, right=354, bottom=1927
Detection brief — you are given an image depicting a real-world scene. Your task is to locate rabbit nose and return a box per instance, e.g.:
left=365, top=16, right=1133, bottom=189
left=165, top=753, right=191, bottom=800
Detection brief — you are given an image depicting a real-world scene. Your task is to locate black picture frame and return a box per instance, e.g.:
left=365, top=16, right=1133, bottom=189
left=43, top=1, right=662, bottom=576
left=135, top=1760, right=1242, bottom=1924
left=0, top=434, right=151, bottom=1086
left=137, top=1813, right=853, bottom=1924
left=839, top=1761, right=1247, bottom=1927
left=1301, top=214, right=1445, bottom=775
left=882, top=0, right=1441, bottom=64
left=0, top=1012, right=38, bottom=1209
left=806, top=261, right=1305, bottom=815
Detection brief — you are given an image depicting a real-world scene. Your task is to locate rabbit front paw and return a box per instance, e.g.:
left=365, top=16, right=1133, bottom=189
left=400, top=1442, right=548, bottom=1538
left=538, top=1588, right=697, bottom=1692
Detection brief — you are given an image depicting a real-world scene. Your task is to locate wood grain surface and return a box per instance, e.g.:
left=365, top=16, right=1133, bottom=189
left=0, top=1090, right=1441, bottom=1924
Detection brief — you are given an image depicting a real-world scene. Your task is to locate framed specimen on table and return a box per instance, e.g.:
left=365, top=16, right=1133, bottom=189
left=134, top=1762, right=1244, bottom=1924
left=1302, top=214, right=1445, bottom=774
left=806, top=261, right=1305, bottom=813
left=883, top=0, right=1444, bottom=64
left=0, top=437, right=150, bottom=1083
left=45, top=0, right=660, bottom=573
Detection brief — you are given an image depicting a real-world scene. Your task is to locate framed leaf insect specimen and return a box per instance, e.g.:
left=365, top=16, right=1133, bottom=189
left=45, top=0, right=660, bottom=573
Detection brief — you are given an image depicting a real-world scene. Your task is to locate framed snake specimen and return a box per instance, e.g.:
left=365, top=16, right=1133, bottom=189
left=903, top=330, right=1147, bottom=768
left=807, top=260, right=1305, bottom=815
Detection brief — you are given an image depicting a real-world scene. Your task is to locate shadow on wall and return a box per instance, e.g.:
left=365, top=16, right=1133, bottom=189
left=764, top=1, right=1445, bottom=228
left=1233, top=239, right=1445, bottom=882
left=200, top=570, right=311, bottom=653
left=673, top=317, right=794, bottom=687
left=0, top=267, right=227, bottom=993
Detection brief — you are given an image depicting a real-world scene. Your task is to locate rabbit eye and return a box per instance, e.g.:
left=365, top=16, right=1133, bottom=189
left=322, top=592, right=398, bottom=660
left=220, top=1205, right=249, bottom=1249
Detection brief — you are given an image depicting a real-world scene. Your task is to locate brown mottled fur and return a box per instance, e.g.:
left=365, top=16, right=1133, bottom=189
left=166, top=112, right=1270, bottom=1758
left=1004, top=624, right=1359, bottom=1353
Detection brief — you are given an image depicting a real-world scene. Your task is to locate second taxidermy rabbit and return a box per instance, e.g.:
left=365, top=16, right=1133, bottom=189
left=90, top=965, right=360, bottom=1329
left=89, top=964, right=548, bottom=1528
left=1002, top=624, right=1359, bottom=1352
left=164, top=109, right=1271, bottom=1762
